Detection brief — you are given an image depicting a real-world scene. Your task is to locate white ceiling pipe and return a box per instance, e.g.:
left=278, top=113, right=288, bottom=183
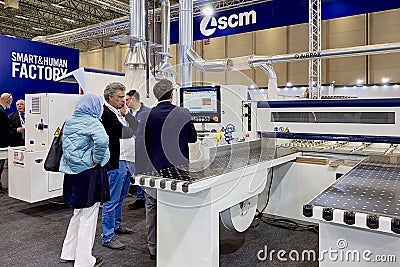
left=259, top=64, right=277, bottom=99
left=179, top=0, right=193, bottom=86
left=249, top=42, right=400, bottom=67
left=156, top=0, right=176, bottom=77
left=186, top=47, right=232, bottom=72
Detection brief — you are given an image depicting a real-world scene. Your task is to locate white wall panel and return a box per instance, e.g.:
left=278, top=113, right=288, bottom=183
left=86, top=49, right=102, bottom=69
left=79, top=52, right=88, bottom=68
left=103, top=46, right=117, bottom=72
left=226, top=69, right=253, bottom=86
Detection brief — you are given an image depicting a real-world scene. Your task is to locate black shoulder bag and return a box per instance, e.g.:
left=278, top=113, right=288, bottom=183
left=44, top=123, right=65, bottom=172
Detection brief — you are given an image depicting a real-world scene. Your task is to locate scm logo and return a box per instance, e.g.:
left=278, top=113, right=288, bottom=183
left=200, top=10, right=257, bottom=37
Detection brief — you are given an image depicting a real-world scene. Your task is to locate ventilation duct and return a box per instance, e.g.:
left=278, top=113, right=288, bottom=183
left=179, top=0, right=193, bottom=86
left=259, top=64, right=277, bottom=99
left=156, top=0, right=176, bottom=78
left=186, top=48, right=232, bottom=72
left=124, top=0, right=147, bottom=69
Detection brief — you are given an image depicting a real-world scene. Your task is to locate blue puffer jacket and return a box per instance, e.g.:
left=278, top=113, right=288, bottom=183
left=60, top=94, right=110, bottom=174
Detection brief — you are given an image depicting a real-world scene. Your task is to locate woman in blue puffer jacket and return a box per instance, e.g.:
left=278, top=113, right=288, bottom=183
left=59, top=93, right=110, bottom=267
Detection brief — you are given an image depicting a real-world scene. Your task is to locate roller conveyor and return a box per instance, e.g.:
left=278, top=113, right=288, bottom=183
left=133, top=139, right=297, bottom=193
left=277, top=140, right=399, bottom=156
left=138, top=148, right=273, bottom=182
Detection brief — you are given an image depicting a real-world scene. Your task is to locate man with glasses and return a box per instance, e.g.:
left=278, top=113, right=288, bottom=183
left=0, top=93, right=13, bottom=195
left=100, top=83, right=138, bottom=250
left=9, top=99, right=25, bottom=147
left=125, top=90, right=150, bottom=210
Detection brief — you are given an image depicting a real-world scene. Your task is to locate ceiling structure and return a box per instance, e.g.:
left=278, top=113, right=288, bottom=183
left=0, top=0, right=264, bottom=50
left=0, top=0, right=132, bottom=39
left=0, top=0, right=166, bottom=49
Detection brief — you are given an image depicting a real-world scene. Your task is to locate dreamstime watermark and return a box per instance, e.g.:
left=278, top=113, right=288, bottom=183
left=257, top=238, right=397, bottom=263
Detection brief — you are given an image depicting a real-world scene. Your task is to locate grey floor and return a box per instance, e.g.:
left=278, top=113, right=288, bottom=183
left=0, top=193, right=319, bottom=267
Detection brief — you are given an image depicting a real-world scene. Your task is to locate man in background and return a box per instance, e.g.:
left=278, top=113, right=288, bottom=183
left=125, top=90, right=150, bottom=210
left=0, top=93, right=13, bottom=195
left=100, top=82, right=138, bottom=250
left=137, top=79, right=197, bottom=260
left=9, top=99, right=25, bottom=147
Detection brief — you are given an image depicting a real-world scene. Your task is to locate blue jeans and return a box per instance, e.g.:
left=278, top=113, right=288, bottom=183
left=126, top=161, right=145, bottom=201
left=101, top=160, right=131, bottom=243
left=136, top=185, right=145, bottom=201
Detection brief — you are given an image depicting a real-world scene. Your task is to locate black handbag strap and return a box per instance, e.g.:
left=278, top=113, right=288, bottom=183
left=55, top=122, right=66, bottom=137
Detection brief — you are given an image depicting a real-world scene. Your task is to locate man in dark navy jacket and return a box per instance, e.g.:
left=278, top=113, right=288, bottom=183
left=137, top=79, right=197, bottom=260
left=9, top=99, right=25, bottom=147
left=0, top=93, right=13, bottom=194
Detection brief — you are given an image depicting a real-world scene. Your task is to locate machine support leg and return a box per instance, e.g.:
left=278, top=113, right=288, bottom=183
left=157, top=189, right=220, bottom=267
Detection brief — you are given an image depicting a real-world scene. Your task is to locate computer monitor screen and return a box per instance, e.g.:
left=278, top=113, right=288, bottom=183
left=180, top=85, right=221, bottom=123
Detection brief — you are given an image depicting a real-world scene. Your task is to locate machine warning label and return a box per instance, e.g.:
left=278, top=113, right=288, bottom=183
left=274, top=127, right=290, bottom=132
left=13, top=151, right=24, bottom=167
left=54, top=127, right=61, bottom=137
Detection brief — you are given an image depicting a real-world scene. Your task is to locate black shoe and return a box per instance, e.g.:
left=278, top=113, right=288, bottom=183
left=101, top=238, right=125, bottom=250
left=94, top=256, right=104, bottom=267
left=115, top=226, right=133, bottom=234
left=149, top=252, right=156, bottom=261
left=128, top=200, right=145, bottom=210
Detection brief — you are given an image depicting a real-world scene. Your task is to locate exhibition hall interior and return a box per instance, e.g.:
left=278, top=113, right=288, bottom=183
left=1, top=0, right=400, bottom=266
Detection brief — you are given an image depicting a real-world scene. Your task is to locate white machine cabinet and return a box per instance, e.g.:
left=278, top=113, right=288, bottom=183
left=8, top=93, right=80, bottom=203
left=134, top=140, right=298, bottom=267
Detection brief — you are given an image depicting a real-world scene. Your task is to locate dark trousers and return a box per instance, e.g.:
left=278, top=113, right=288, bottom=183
left=145, top=189, right=157, bottom=255
left=0, top=159, right=5, bottom=189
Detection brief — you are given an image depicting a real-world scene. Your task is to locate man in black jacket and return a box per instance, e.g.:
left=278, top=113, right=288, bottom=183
left=9, top=99, right=25, bottom=147
left=100, top=82, right=138, bottom=250
left=0, top=93, right=13, bottom=194
left=137, top=79, right=197, bottom=259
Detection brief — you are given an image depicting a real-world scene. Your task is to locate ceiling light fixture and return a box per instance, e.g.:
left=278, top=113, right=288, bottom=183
left=15, top=15, right=29, bottom=20
left=63, top=18, right=75, bottom=23
left=202, top=5, right=214, bottom=16
left=51, top=3, right=65, bottom=9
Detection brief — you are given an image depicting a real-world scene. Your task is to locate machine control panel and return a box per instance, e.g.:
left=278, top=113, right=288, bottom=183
left=191, top=115, right=219, bottom=123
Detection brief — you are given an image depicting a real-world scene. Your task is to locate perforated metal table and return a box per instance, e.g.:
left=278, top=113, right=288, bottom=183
left=303, top=155, right=400, bottom=267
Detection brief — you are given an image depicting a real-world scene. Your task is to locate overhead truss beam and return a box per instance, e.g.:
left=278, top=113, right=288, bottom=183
left=36, top=0, right=267, bottom=45
left=0, top=0, right=127, bottom=40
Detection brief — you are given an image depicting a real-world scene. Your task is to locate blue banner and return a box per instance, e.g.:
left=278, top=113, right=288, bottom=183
left=0, top=35, right=79, bottom=113
left=170, top=0, right=400, bottom=43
